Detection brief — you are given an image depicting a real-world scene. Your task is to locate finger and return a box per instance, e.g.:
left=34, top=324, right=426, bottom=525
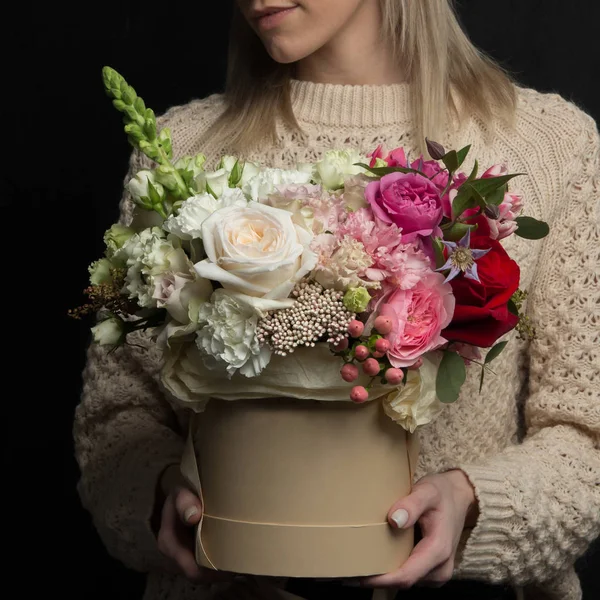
left=174, top=486, right=203, bottom=526
left=387, top=480, right=440, bottom=530
left=420, top=559, right=455, bottom=587
left=362, top=528, right=452, bottom=588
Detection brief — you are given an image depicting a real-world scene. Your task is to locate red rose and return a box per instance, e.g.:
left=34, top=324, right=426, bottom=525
left=442, top=235, right=520, bottom=347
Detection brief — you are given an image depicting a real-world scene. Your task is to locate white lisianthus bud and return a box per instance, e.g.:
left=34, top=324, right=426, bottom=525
left=127, top=170, right=166, bottom=207
left=91, top=316, right=126, bottom=346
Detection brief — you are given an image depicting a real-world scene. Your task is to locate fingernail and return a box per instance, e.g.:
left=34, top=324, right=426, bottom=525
left=391, top=508, right=409, bottom=528
left=184, top=506, right=199, bottom=522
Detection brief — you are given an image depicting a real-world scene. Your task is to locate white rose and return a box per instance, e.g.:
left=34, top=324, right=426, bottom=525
left=382, top=354, right=444, bottom=433
left=242, top=168, right=312, bottom=202
left=194, top=204, right=317, bottom=311
left=91, top=316, right=125, bottom=346
left=163, top=188, right=247, bottom=240
left=314, top=150, right=369, bottom=190
left=195, top=168, right=229, bottom=198
left=127, top=170, right=165, bottom=205
left=196, top=289, right=272, bottom=377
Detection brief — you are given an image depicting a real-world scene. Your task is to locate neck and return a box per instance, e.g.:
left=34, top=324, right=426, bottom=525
left=294, top=2, right=403, bottom=86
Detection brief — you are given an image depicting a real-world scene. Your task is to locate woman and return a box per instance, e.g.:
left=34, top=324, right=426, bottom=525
left=74, top=1, right=600, bottom=599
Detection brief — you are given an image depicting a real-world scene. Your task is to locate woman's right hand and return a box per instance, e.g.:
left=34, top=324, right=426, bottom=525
left=156, top=465, right=232, bottom=584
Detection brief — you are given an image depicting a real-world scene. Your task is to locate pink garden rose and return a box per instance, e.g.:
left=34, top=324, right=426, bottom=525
left=379, top=272, right=455, bottom=367
left=365, top=172, right=444, bottom=243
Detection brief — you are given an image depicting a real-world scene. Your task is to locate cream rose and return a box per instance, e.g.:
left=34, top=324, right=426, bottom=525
left=382, top=353, right=444, bottom=432
left=194, top=204, right=317, bottom=311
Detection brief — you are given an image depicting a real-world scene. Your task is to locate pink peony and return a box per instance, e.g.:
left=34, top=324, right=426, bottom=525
left=365, top=172, right=444, bottom=243
left=411, top=156, right=449, bottom=190
left=379, top=273, right=455, bottom=367
left=385, top=147, right=408, bottom=167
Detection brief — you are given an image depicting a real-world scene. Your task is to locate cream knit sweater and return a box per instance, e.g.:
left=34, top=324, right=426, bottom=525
left=74, top=80, right=600, bottom=600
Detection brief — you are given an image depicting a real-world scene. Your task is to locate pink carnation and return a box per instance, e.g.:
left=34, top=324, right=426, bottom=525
left=379, top=273, right=455, bottom=367
left=339, top=208, right=431, bottom=287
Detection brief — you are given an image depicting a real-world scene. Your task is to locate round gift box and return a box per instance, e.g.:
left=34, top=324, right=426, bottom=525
left=180, top=397, right=418, bottom=578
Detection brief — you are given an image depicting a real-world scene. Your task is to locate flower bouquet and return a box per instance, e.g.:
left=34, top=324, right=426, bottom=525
left=72, top=68, right=548, bottom=577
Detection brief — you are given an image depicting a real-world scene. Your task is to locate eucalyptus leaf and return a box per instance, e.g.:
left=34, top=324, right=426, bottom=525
left=514, top=216, right=550, bottom=240
left=485, top=341, right=508, bottom=364
left=436, top=350, right=467, bottom=404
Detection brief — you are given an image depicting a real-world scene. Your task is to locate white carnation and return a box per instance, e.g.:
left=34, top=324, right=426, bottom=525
left=242, top=168, right=312, bottom=202
left=196, top=289, right=272, bottom=378
left=115, top=227, right=185, bottom=308
left=314, top=150, right=369, bottom=190
left=163, top=188, right=247, bottom=240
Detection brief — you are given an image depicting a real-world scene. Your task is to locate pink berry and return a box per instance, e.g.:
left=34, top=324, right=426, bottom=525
left=363, top=358, right=381, bottom=376
left=385, top=368, right=404, bottom=385
left=372, top=351, right=385, bottom=358
left=374, top=315, right=393, bottom=335
left=354, top=345, right=370, bottom=361
left=408, top=357, right=423, bottom=370
left=331, top=338, right=349, bottom=352
left=340, top=363, right=359, bottom=382
left=348, top=319, right=365, bottom=338
left=375, top=338, right=390, bottom=353
left=350, top=386, right=369, bottom=403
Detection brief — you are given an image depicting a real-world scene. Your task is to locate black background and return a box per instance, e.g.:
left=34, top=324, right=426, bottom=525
left=4, top=1, right=599, bottom=598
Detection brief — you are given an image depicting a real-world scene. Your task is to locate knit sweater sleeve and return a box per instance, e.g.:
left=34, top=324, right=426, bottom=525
left=452, top=108, right=600, bottom=585
left=73, top=148, right=185, bottom=573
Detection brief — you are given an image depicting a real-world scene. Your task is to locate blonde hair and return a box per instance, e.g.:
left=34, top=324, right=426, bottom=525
left=211, top=0, right=517, bottom=154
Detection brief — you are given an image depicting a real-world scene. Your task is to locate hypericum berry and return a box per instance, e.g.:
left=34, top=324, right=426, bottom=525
left=384, top=368, right=404, bottom=385
left=331, top=338, right=349, bottom=352
left=374, top=315, right=393, bottom=335
left=363, top=358, right=381, bottom=376
left=350, top=386, right=369, bottom=403
left=348, top=319, right=365, bottom=338
left=408, top=357, right=423, bottom=370
left=372, top=351, right=385, bottom=358
left=354, top=345, right=370, bottom=361
left=340, top=363, right=359, bottom=382
left=375, top=338, right=390, bottom=353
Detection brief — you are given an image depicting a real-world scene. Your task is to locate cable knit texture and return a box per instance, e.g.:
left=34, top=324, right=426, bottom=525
left=74, top=80, right=600, bottom=600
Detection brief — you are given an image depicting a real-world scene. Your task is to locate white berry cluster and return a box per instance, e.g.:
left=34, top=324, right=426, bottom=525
left=256, top=281, right=355, bottom=356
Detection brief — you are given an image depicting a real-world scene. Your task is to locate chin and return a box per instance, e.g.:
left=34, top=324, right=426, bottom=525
left=263, top=38, right=317, bottom=65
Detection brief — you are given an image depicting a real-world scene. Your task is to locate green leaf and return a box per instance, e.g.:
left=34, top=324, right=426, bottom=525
left=470, top=185, right=486, bottom=209
left=514, top=216, right=550, bottom=240
left=466, top=159, right=479, bottom=184
left=485, top=341, right=508, bottom=364
left=470, top=174, right=522, bottom=198
left=479, top=365, right=486, bottom=394
left=442, top=150, right=459, bottom=173
left=444, top=222, right=476, bottom=242
left=354, top=163, right=424, bottom=177
left=451, top=184, right=476, bottom=219
left=457, top=145, right=471, bottom=168
left=486, top=184, right=507, bottom=207
left=507, top=298, right=519, bottom=316
left=432, top=237, right=446, bottom=268
left=436, top=350, right=467, bottom=404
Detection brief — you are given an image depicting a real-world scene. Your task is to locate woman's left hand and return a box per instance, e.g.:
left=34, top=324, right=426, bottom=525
left=360, top=470, right=479, bottom=589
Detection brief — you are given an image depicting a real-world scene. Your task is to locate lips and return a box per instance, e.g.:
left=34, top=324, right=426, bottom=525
left=251, top=4, right=298, bottom=29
